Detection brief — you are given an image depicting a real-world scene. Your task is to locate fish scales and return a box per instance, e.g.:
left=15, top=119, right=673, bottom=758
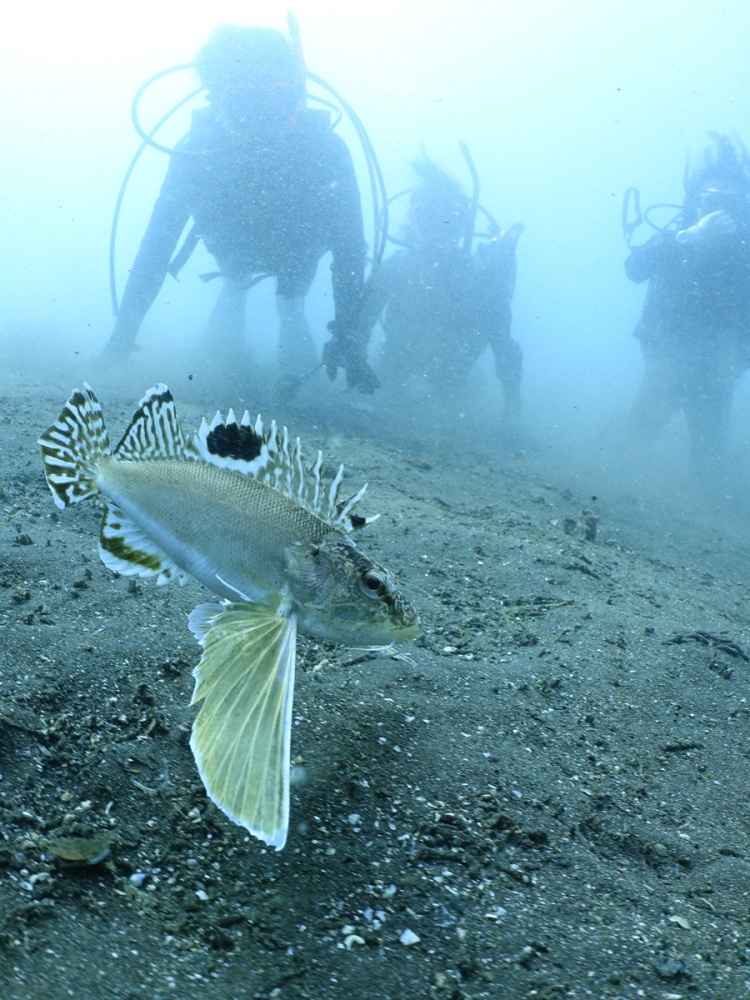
left=97, top=455, right=333, bottom=602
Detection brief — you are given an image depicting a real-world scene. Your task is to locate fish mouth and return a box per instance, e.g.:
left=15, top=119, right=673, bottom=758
left=381, top=602, right=420, bottom=645
left=395, top=621, right=420, bottom=643
left=357, top=618, right=419, bottom=648
left=319, top=617, right=419, bottom=649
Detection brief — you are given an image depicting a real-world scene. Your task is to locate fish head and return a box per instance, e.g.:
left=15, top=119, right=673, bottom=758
left=284, top=534, right=419, bottom=647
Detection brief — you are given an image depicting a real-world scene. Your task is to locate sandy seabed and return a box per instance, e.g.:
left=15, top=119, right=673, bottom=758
left=3, top=343, right=750, bottom=1000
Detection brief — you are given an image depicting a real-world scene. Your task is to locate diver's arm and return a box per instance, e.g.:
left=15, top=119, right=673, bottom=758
left=486, top=301, right=522, bottom=417
left=356, top=255, right=398, bottom=333
left=476, top=234, right=518, bottom=305
left=322, top=134, right=380, bottom=392
left=109, top=176, right=191, bottom=349
left=675, top=210, right=737, bottom=249
left=326, top=135, right=367, bottom=335
left=473, top=243, right=522, bottom=417
left=624, top=232, right=676, bottom=283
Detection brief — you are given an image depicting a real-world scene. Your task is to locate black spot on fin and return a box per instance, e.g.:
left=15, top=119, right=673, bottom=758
left=206, top=423, right=264, bottom=462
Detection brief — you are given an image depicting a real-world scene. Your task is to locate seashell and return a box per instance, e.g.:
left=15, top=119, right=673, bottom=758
left=44, top=832, right=113, bottom=866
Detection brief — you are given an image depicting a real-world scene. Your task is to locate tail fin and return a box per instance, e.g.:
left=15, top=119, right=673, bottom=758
left=39, top=383, right=111, bottom=509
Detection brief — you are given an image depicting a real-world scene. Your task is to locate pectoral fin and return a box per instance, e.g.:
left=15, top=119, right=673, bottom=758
left=188, top=600, right=297, bottom=850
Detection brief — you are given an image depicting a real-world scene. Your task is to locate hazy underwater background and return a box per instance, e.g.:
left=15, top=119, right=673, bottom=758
left=7, top=6, right=750, bottom=997
left=4, top=0, right=750, bottom=498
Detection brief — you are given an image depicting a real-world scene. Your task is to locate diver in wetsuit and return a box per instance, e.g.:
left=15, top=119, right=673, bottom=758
left=625, top=134, right=750, bottom=472
left=105, top=24, right=377, bottom=393
left=357, top=158, right=522, bottom=420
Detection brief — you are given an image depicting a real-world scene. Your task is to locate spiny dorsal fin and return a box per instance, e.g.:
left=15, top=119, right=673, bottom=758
left=193, top=410, right=379, bottom=532
left=114, top=384, right=194, bottom=460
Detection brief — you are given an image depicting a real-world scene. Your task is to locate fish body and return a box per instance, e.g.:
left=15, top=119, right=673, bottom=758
left=97, top=455, right=329, bottom=604
left=39, top=384, right=418, bottom=849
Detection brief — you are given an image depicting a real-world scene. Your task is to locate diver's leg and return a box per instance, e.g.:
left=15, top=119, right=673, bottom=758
left=204, top=279, right=248, bottom=357
left=684, top=339, right=741, bottom=473
left=685, top=385, right=731, bottom=475
left=494, top=337, right=523, bottom=420
left=276, top=295, right=319, bottom=375
left=626, top=351, right=680, bottom=459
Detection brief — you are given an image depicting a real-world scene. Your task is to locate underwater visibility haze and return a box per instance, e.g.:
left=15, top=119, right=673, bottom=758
left=3, top=1, right=750, bottom=997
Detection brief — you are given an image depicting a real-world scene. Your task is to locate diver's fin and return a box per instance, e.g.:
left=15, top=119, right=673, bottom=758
left=188, top=600, right=297, bottom=851
left=192, top=410, right=379, bottom=532
left=113, top=383, right=196, bottom=461
left=38, top=384, right=111, bottom=509
left=98, top=503, right=189, bottom=586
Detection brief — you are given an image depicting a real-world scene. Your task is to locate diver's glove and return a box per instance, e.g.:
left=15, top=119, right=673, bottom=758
left=346, top=355, right=380, bottom=394
left=478, top=223, right=525, bottom=262
left=322, top=323, right=380, bottom=395
left=676, top=210, right=737, bottom=248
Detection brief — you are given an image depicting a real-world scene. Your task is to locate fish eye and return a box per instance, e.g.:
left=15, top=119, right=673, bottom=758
left=360, top=569, right=387, bottom=599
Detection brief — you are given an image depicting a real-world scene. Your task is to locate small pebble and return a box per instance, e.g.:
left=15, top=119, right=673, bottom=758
left=290, top=765, right=309, bottom=786
left=399, top=928, right=420, bottom=946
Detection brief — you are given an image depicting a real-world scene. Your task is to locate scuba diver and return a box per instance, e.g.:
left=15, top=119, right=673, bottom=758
left=624, top=133, right=750, bottom=473
left=104, top=23, right=378, bottom=394
left=356, top=157, right=523, bottom=420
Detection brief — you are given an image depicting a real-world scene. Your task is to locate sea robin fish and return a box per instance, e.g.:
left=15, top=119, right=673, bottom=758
left=39, top=384, right=418, bottom=850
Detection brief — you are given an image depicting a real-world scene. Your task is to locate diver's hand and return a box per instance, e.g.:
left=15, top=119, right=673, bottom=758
left=344, top=355, right=380, bottom=394
left=322, top=334, right=379, bottom=394
left=322, top=335, right=348, bottom=381
left=695, top=209, right=737, bottom=243
left=677, top=210, right=737, bottom=247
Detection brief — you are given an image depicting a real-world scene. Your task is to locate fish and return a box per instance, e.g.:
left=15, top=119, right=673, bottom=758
left=39, top=384, right=418, bottom=850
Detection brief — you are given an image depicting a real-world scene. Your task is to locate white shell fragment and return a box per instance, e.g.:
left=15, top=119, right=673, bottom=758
left=399, top=928, right=420, bottom=946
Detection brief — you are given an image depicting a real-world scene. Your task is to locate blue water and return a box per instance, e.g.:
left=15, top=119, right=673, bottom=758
left=3, top=0, right=750, bottom=476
